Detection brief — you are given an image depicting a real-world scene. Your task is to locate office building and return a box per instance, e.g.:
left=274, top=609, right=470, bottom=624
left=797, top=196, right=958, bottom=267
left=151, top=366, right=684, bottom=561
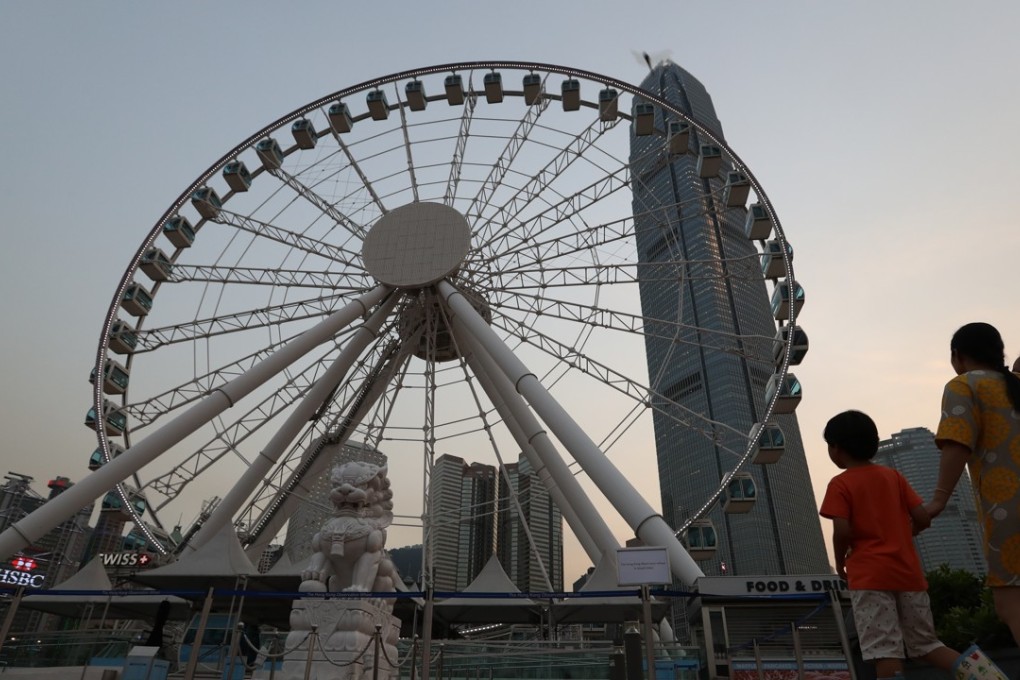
left=430, top=454, right=497, bottom=592
left=630, top=61, right=828, bottom=575
left=497, top=455, right=563, bottom=593
left=877, top=427, right=985, bottom=576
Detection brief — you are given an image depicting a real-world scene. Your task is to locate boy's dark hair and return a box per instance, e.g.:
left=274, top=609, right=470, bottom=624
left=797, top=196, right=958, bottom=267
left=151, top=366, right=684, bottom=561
left=823, top=410, right=879, bottom=460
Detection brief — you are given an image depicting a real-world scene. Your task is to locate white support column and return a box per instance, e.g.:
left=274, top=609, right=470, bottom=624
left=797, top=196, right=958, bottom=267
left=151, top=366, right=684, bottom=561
left=438, top=280, right=704, bottom=586
left=457, top=326, right=616, bottom=563
left=0, top=285, right=392, bottom=561
left=189, top=292, right=399, bottom=550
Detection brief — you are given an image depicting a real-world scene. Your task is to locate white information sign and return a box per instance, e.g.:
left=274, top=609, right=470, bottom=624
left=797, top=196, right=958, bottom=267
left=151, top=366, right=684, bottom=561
left=616, top=546, right=671, bottom=586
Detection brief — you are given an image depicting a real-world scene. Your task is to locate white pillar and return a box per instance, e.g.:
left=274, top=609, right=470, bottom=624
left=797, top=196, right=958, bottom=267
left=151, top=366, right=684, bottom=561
left=438, top=280, right=704, bottom=586
left=189, top=292, right=399, bottom=550
left=0, top=285, right=392, bottom=561
left=243, top=341, right=409, bottom=560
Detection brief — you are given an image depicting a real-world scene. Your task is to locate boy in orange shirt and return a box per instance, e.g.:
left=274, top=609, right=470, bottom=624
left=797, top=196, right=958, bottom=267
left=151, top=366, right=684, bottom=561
left=819, top=410, right=1006, bottom=680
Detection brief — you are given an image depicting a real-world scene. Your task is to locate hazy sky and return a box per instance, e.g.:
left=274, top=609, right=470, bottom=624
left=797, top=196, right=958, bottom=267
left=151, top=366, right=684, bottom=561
left=1, top=2, right=1018, bottom=581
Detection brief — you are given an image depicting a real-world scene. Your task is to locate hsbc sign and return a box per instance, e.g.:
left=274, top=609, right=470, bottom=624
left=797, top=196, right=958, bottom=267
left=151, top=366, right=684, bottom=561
left=99, top=552, right=153, bottom=568
left=1, top=556, right=46, bottom=588
left=0, top=569, right=45, bottom=588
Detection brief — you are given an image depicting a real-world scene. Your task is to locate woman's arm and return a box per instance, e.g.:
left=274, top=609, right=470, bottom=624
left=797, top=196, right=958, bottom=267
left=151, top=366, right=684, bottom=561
left=925, top=440, right=970, bottom=518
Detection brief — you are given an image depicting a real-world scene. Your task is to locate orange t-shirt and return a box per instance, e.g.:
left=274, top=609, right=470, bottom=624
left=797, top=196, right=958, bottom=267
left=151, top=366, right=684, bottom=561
left=819, top=464, right=927, bottom=591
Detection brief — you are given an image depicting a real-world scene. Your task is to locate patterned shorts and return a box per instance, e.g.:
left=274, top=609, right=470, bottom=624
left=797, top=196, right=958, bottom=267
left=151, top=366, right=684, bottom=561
left=850, top=590, right=943, bottom=661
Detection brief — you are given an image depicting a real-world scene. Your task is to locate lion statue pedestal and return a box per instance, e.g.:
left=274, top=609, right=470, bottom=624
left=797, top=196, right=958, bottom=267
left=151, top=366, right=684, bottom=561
left=281, top=462, right=401, bottom=680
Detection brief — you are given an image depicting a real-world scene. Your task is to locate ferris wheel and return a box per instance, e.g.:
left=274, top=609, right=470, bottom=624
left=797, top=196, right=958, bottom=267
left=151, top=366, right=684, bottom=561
left=4, top=61, right=805, bottom=585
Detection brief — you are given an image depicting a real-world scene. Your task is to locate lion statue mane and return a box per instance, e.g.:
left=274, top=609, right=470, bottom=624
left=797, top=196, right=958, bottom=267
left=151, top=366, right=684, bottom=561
left=299, top=460, right=398, bottom=593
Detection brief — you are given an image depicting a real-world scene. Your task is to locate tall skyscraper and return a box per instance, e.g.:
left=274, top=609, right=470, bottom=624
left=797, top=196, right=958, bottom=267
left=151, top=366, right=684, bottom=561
left=497, top=455, right=563, bottom=593
left=877, top=427, right=985, bottom=576
left=430, top=454, right=497, bottom=592
left=630, top=62, right=828, bottom=575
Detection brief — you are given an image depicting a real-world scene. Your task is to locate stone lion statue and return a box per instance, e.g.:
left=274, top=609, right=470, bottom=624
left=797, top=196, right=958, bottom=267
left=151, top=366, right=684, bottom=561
left=299, top=461, right=398, bottom=593
left=285, top=461, right=402, bottom=680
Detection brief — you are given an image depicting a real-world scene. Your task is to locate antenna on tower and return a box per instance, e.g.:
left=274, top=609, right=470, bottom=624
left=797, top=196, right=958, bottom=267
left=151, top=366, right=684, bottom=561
left=630, top=49, right=674, bottom=72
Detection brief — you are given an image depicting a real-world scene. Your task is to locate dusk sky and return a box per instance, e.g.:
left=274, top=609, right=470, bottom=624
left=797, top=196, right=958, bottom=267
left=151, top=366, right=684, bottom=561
left=1, top=2, right=1018, bottom=581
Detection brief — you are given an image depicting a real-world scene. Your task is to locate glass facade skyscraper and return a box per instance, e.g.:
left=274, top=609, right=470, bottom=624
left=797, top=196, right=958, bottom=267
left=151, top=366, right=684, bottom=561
left=429, top=453, right=562, bottom=594
left=631, top=62, right=828, bottom=575
left=877, top=427, right=985, bottom=576
left=497, top=455, right=564, bottom=593
left=430, top=453, right=497, bottom=592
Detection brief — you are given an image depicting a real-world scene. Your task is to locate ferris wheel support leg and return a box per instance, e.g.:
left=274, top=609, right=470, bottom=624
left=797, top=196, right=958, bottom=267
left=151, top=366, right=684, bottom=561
left=0, top=285, right=393, bottom=561
left=457, top=328, right=617, bottom=564
left=187, top=292, right=400, bottom=551
left=438, top=280, right=705, bottom=586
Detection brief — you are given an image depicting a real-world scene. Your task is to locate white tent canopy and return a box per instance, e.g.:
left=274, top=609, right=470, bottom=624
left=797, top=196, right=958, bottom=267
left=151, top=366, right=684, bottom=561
left=434, top=556, right=542, bottom=624
left=132, top=523, right=260, bottom=591
left=20, top=556, right=192, bottom=620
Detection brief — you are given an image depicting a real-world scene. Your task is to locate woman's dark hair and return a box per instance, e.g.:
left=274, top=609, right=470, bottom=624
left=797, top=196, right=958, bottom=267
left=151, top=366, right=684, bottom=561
left=823, top=410, right=879, bottom=461
left=951, top=322, right=1020, bottom=411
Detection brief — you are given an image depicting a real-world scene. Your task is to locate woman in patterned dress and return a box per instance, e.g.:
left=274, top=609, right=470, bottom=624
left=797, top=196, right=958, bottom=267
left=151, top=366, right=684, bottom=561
left=927, top=322, right=1020, bottom=646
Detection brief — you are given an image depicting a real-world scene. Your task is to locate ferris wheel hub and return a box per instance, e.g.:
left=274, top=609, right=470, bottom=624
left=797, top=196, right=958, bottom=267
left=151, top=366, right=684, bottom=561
left=362, top=201, right=471, bottom=288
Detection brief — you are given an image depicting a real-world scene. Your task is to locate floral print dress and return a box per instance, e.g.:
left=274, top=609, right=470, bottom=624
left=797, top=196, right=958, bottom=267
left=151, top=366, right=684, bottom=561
left=936, top=369, right=1020, bottom=586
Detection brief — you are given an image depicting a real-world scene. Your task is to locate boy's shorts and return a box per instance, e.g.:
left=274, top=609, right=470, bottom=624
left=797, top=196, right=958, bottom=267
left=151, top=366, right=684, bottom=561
left=850, top=590, right=943, bottom=661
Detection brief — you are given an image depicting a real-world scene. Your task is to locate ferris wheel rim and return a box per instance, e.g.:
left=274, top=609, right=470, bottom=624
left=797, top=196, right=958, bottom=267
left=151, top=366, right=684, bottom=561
left=89, top=59, right=799, bottom=559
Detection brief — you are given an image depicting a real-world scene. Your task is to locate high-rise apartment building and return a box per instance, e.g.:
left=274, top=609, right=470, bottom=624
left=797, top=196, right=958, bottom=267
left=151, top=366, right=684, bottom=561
left=430, top=454, right=497, bottom=592
left=877, top=427, right=985, bottom=576
left=630, top=62, right=828, bottom=575
left=497, top=456, right=563, bottom=593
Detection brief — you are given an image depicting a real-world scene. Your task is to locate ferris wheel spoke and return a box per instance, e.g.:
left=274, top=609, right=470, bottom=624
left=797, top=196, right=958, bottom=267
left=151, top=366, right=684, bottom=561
left=492, top=261, right=643, bottom=288
left=463, top=92, right=548, bottom=217
left=487, top=204, right=667, bottom=270
left=266, top=166, right=368, bottom=241
left=491, top=289, right=773, bottom=365
left=210, top=208, right=363, bottom=267
left=490, top=252, right=762, bottom=290
left=169, top=263, right=371, bottom=290
left=442, top=83, right=478, bottom=206
left=491, top=312, right=749, bottom=451
left=471, top=118, right=613, bottom=249
left=485, top=182, right=719, bottom=269
left=131, top=293, right=350, bottom=352
left=478, top=215, right=637, bottom=275
left=327, top=124, right=389, bottom=217
left=392, top=83, right=421, bottom=204
left=472, top=164, right=632, bottom=265
left=123, top=324, right=356, bottom=427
